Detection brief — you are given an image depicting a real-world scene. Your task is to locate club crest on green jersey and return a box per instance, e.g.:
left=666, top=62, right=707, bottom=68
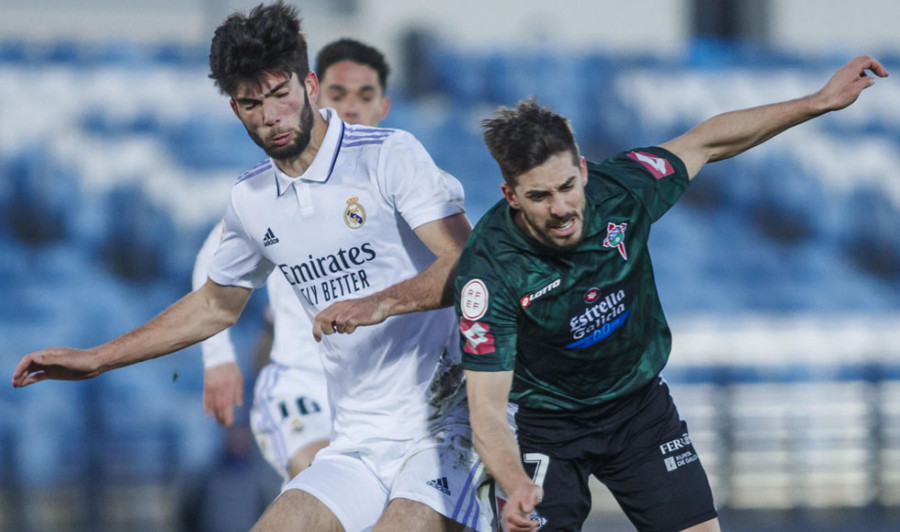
left=603, top=222, right=628, bottom=261
left=344, top=195, right=366, bottom=229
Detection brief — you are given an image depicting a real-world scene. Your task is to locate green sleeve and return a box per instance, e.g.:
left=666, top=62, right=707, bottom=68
left=593, top=146, right=689, bottom=223
left=455, top=248, right=520, bottom=372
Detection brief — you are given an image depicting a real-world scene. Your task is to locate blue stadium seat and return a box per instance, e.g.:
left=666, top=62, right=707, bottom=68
left=13, top=385, right=88, bottom=487
left=165, top=116, right=264, bottom=170
left=45, top=40, right=83, bottom=64
left=833, top=187, right=900, bottom=280
left=96, top=184, right=174, bottom=280
left=2, top=152, right=81, bottom=244
left=92, top=39, right=153, bottom=67
left=747, top=155, right=826, bottom=245
left=153, top=42, right=208, bottom=68
left=428, top=47, right=487, bottom=103
left=0, top=39, right=30, bottom=63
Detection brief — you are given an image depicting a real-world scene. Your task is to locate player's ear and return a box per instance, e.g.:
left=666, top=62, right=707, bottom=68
left=501, top=182, right=519, bottom=209
left=379, top=95, right=391, bottom=122
left=304, top=70, right=320, bottom=104
left=580, top=156, right=588, bottom=185
left=229, top=98, right=240, bottom=120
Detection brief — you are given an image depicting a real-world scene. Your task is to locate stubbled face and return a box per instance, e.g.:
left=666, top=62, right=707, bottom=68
left=230, top=71, right=315, bottom=161
left=317, top=60, right=389, bottom=127
left=502, top=152, right=589, bottom=250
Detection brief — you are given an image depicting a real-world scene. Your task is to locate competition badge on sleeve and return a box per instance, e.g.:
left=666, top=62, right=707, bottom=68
left=460, top=279, right=488, bottom=320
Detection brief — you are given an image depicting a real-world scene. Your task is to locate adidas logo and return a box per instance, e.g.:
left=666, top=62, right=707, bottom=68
left=263, top=228, right=280, bottom=247
left=426, top=476, right=451, bottom=496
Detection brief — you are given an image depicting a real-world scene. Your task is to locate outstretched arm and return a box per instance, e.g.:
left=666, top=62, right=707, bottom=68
left=312, top=212, right=471, bottom=340
left=192, top=221, right=245, bottom=427
left=661, top=55, right=889, bottom=180
left=466, top=369, right=542, bottom=532
left=12, top=280, right=252, bottom=387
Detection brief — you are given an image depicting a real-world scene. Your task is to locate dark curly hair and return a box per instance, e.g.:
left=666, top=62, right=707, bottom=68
left=315, top=38, right=390, bottom=91
left=209, top=1, right=310, bottom=96
left=482, top=100, right=580, bottom=186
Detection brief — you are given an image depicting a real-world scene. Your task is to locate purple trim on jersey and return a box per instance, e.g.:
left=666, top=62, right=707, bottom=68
left=259, top=364, right=290, bottom=470
left=344, top=124, right=394, bottom=134
left=325, top=121, right=345, bottom=181
left=343, top=131, right=391, bottom=141
left=235, top=159, right=272, bottom=186
left=341, top=139, right=389, bottom=148
left=344, top=125, right=392, bottom=139
left=452, top=459, right=483, bottom=528
left=341, top=124, right=392, bottom=149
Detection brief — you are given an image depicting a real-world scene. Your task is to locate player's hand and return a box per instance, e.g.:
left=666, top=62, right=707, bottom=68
left=815, top=55, right=889, bottom=112
left=203, top=362, right=244, bottom=427
left=311, top=295, right=391, bottom=342
left=502, top=482, right=544, bottom=532
left=11, top=347, right=102, bottom=387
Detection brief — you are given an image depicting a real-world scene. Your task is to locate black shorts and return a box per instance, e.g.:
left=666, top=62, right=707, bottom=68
left=512, top=377, right=717, bottom=532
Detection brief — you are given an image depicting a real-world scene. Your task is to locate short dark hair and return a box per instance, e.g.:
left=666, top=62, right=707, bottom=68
left=482, top=100, right=580, bottom=185
left=208, top=1, right=310, bottom=96
left=315, top=38, right=390, bottom=91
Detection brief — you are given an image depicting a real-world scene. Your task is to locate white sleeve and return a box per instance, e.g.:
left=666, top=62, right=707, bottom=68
left=192, top=220, right=238, bottom=369
left=207, top=193, right=275, bottom=289
left=378, top=130, right=466, bottom=231
left=439, top=168, right=466, bottom=211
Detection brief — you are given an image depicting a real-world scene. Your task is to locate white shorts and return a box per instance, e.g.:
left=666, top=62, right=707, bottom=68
left=250, top=363, right=333, bottom=483
left=281, top=397, right=489, bottom=532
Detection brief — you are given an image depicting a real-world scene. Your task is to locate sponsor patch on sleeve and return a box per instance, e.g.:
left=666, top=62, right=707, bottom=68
left=460, top=279, right=489, bottom=320
left=460, top=318, right=495, bottom=355
left=627, top=151, right=674, bottom=179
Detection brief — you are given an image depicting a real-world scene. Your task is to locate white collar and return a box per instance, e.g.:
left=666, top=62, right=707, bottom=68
left=274, top=107, right=345, bottom=196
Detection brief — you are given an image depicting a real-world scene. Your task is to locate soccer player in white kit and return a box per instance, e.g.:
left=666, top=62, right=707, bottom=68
left=194, top=38, right=396, bottom=484
left=13, top=3, right=488, bottom=531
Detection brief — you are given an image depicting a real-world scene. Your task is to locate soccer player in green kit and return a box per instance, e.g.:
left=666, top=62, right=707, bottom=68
left=456, top=55, right=888, bottom=532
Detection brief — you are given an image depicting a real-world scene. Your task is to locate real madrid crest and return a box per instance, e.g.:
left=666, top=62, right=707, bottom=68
left=344, top=195, right=366, bottom=229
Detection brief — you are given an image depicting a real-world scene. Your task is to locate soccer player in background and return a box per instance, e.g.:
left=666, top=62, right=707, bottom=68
left=456, top=56, right=888, bottom=532
left=14, top=3, right=488, bottom=531
left=316, top=38, right=391, bottom=127
left=194, top=38, right=395, bottom=485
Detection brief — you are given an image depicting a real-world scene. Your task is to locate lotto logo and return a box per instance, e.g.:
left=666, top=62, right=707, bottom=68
left=521, top=278, right=561, bottom=308
left=460, top=318, right=494, bottom=355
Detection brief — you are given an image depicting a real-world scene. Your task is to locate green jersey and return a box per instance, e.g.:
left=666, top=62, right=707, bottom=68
left=456, top=147, right=689, bottom=411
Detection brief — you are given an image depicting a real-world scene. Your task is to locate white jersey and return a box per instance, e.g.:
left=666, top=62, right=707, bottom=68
left=208, top=108, right=467, bottom=448
left=192, top=220, right=323, bottom=372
